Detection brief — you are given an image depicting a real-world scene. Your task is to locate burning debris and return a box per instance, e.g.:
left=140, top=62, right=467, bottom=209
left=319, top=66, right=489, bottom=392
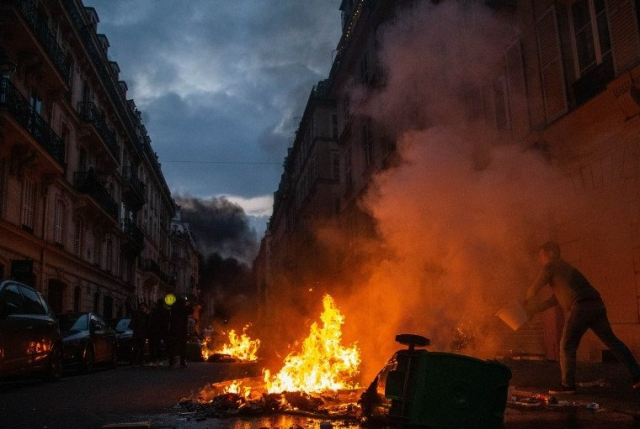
left=179, top=294, right=363, bottom=420
left=203, top=324, right=261, bottom=362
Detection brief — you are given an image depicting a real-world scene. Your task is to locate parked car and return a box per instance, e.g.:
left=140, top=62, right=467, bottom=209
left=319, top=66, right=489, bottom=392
left=0, top=280, right=63, bottom=381
left=110, top=317, right=135, bottom=363
left=57, top=312, right=117, bottom=373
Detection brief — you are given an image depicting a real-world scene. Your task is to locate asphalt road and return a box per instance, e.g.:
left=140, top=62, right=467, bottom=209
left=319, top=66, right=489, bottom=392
left=0, top=361, right=260, bottom=429
left=1, top=361, right=640, bottom=429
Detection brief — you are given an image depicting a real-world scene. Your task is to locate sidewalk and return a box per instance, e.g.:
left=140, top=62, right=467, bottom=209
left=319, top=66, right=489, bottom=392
left=505, top=358, right=640, bottom=417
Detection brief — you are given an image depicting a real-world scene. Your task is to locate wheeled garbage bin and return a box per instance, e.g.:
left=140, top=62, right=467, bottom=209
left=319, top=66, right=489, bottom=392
left=362, top=334, right=512, bottom=429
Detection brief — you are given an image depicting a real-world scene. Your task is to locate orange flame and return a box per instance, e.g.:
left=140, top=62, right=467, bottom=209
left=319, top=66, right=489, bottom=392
left=264, top=294, right=361, bottom=393
left=213, top=324, right=261, bottom=362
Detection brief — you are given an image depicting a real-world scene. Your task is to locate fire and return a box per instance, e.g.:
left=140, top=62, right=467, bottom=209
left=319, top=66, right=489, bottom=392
left=209, top=324, right=261, bottom=362
left=264, top=294, right=361, bottom=393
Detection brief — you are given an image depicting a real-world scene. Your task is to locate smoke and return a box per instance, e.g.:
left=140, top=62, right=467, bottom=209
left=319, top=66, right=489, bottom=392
left=321, top=2, right=578, bottom=381
left=174, top=195, right=260, bottom=324
left=174, top=195, right=259, bottom=264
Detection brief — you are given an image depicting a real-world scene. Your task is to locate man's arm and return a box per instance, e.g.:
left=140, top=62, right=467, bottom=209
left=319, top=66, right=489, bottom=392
left=526, top=266, right=549, bottom=301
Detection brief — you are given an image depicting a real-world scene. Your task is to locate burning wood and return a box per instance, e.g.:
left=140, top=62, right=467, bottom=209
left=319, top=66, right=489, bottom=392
left=180, top=294, right=364, bottom=420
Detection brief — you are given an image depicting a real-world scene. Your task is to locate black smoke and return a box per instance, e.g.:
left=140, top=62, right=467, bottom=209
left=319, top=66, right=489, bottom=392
left=174, top=196, right=259, bottom=264
left=174, top=196, right=259, bottom=324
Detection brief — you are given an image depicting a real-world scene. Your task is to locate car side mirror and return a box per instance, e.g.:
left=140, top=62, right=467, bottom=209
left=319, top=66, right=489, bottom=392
left=0, top=301, right=19, bottom=319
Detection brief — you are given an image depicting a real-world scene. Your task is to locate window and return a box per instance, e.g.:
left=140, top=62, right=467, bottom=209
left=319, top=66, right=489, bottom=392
left=331, top=151, right=340, bottom=182
left=21, top=178, right=36, bottom=231
left=571, top=0, right=611, bottom=76
left=345, top=147, right=353, bottom=190
left=73, top=286, right=81, bottom=312
left=20, top=285, right=47, bottom=315
left=54, top=198, right=66, bottom=246
left=106, top=239, right=113, bottom=272
left=332, top=114, right=338, bottom=139
left=94, top=236, right=102, bottom=267
left=73, top=218, right=83, bottom=256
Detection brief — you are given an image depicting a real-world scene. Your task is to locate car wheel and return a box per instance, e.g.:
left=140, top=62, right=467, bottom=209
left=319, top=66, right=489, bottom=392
left=81, top=345, right=95, bottom=374
left=43, top=344, right=63, bottom=382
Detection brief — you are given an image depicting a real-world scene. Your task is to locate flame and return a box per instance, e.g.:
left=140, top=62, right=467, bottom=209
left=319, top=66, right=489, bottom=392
left=264, top=294, right=361, bottom=393
left=212, top=324, right=261, bottom=362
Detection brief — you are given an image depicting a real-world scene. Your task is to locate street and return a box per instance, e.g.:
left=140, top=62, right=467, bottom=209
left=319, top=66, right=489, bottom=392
left=1, top=360, right=640, bottom=429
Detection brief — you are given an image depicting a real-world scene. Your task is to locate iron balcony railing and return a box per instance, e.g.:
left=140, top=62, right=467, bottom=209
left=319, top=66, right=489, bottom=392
left=15, top=0, right=70, bottom=82
left=77, top=101, right=120, bottom=161
left=122, top=165, right=146, bottom=202
left=139, top=258, right=174, bottom=286
left=0, top=78, right=65, bottom=166
left=63, top=0, right=142, bottom=155
left=121, top=218, right=144, bottom=249
left=73, top=170, right=118, bottom=220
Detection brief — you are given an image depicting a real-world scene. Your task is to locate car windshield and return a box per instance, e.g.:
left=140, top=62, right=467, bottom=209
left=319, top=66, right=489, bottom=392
left=115, top=318, right=131, bottom=332
left=58, top=313, right=89, bottom=332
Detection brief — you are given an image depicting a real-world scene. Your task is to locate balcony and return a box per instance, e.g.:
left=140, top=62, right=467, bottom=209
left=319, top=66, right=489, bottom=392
left=12, top=0, right=70, bottom=84
left=122, top=166, right=146, bottom=210
left=73, top=170, right=118, bottom=220
left=139, top=258, right=174, bottom=286
left=0, top=77, right=65, bottom=169
left=77, top=102, right=121, bottom=163
left=121, top=218, right=144, bottom=256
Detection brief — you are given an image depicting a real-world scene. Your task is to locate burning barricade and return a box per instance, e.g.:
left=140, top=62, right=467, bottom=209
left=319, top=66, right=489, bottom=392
left=180, top=294, right=363, bottom=419
left=178, top=294, right=513, bottom=429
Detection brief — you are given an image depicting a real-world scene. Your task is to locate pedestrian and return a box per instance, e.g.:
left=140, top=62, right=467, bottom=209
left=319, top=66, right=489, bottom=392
left=148, top=298, right=170, bottom=367
left=168, top=295, right=193, bottom=368
left=523, top=241, right=640, bottom=394
left=130, top=302, right=150, bottom=366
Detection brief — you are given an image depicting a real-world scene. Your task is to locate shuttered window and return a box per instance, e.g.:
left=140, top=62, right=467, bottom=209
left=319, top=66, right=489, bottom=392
left=21, top=178, right=36, bottom=230
left=537, top=5, right=568, bottom=123
left=53, top=198, right=66, bottom=246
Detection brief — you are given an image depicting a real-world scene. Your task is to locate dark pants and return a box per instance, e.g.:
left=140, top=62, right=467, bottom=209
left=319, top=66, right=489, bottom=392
left=561, top=300, right=640, bottom=387
left=168, top=333, right=187, bottom=364
left=149, top=335, right=166, bottom=362
left=133, top=336, right=146, bottom=365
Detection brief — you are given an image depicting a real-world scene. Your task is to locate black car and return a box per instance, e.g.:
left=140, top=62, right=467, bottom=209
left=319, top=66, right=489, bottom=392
left=110, top=317, right=135, bottom=363
left=58, top=312, right=117, bottom=373
left=0, top=280, right=63, bottom=381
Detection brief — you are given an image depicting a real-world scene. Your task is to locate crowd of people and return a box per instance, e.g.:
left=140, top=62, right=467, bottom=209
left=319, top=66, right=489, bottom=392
left=129, top=295, right=194, bottom=368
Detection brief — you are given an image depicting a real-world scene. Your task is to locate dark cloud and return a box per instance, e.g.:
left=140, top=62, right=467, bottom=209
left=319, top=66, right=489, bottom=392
left=174, top=195, right=259, bottom=264
left=88, top=0, right=343, bottom=231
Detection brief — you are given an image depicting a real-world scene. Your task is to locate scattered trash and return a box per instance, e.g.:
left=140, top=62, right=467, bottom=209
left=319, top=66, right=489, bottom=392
left=578, top=379, right=610, bottom=388
left=586, top=402, right=601, bottom=412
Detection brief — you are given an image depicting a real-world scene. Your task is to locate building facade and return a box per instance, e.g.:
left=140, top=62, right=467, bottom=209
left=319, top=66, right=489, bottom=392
left=0, top=0, right=187, bottom=318
left=262, top=0, right=640, bottom=363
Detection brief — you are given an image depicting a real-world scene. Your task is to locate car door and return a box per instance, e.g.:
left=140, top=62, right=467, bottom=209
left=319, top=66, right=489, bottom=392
left=90, top=314, right=112, bottom=362
left=18, top=284, right=58, bottom=369
left=0, top=282, right=30, bottom=374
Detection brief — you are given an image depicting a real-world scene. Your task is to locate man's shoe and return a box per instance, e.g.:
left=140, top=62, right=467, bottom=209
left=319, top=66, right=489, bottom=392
left=549, top=385, right=576, bottom=395
left=632, top=377, right=640, bottom=390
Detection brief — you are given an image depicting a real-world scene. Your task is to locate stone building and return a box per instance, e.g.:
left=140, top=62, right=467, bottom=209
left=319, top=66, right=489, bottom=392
left=262, top=0, right=640, bottom=364
left=0, top=0, right=182, bottom=318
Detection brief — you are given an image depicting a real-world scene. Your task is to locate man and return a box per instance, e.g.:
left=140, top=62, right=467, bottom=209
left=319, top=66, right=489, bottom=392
left=168, top=295, right=193, bottom=368
left=130, top=302, right=150, bottom=366
left=524, top=241, right=640, bottom=394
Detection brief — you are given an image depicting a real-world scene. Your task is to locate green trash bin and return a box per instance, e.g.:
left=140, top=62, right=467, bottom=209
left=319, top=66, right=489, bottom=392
left=381, top=335, right=511, bottom=429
